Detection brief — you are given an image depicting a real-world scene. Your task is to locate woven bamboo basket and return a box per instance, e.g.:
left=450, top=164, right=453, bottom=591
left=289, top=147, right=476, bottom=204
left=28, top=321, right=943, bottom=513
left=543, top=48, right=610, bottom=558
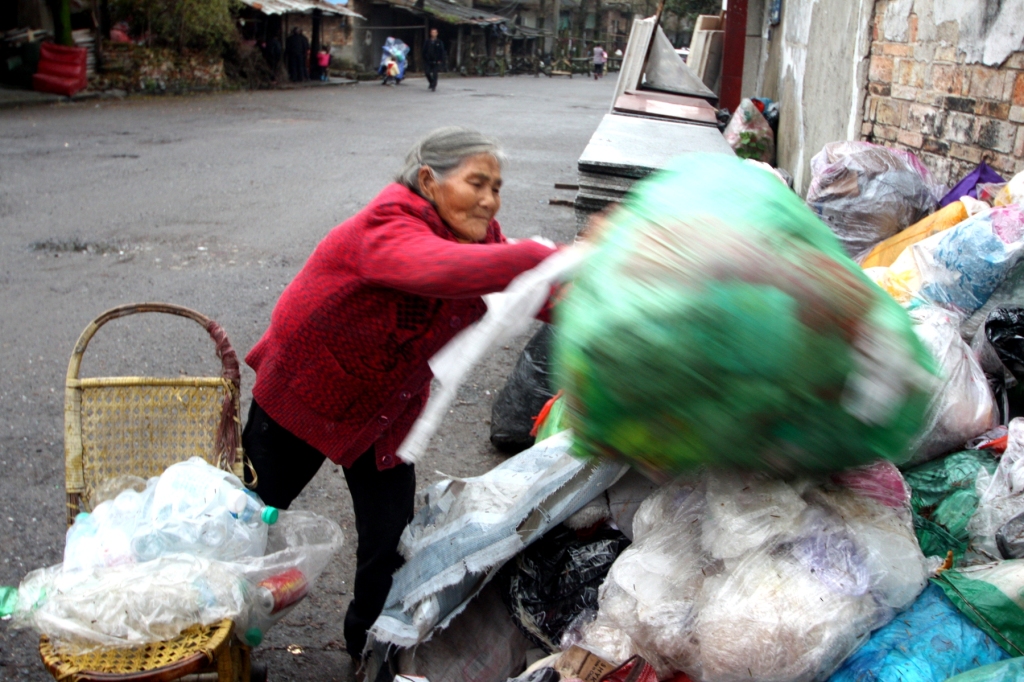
left=40, top=302, right=251, bottom=682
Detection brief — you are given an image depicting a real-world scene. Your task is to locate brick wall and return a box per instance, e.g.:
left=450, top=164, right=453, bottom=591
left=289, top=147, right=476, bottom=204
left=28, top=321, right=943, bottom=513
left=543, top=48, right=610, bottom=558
left=860, top=0, right=1024, bottom=187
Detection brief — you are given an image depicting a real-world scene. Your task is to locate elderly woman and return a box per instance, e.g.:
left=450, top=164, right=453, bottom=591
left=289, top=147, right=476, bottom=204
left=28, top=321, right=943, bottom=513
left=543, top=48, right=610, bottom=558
left=242, top=127, right=559, bottom=662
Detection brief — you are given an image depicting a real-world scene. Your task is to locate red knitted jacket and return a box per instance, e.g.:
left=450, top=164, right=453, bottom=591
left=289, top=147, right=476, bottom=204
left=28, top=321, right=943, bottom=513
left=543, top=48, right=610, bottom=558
left=246, top=183, right=558, bottom=470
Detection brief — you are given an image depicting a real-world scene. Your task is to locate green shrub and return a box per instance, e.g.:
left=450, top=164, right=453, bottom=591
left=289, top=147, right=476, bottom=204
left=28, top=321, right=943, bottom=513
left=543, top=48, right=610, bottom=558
left=112, top=0, right=240, bottom=52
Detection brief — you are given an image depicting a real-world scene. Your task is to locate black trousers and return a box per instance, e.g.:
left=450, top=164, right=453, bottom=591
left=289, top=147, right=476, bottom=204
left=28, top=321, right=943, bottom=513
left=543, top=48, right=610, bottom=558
left=242, top=400, right=415, bottom=658
left=425, top=63, right=439, bottom=90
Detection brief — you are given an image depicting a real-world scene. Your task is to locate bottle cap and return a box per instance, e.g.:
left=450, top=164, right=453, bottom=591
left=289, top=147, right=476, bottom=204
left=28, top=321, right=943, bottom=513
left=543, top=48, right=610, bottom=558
left=244, top=627, right=263, bottom=646
left=74, top=512, right=90, bottom=523
left=262, top=506, right=279, bottom=525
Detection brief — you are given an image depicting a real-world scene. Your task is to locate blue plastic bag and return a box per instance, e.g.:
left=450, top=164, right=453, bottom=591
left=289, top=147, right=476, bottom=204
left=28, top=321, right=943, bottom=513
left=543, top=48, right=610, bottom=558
left=826, top=583, right=1008, bottom=682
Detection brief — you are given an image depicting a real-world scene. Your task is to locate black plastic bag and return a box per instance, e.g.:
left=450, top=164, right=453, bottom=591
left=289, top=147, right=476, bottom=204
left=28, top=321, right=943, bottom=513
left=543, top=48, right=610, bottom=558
left=972, top=306, right=1024, bottom=423
left=500, top=524, right=631, bottom=652
left=998, top=510, right=1024, bottom=559
left=490, top=325, right=556, bottom=453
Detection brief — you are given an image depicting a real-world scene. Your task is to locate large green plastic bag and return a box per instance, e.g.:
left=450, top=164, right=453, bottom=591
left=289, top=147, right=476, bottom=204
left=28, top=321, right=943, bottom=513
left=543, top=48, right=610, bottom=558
left=554, top=154, right=936, bottom=477
left=945, top=657, right=1024, bottom=682
left=935, top=560, right=1024, bottom=657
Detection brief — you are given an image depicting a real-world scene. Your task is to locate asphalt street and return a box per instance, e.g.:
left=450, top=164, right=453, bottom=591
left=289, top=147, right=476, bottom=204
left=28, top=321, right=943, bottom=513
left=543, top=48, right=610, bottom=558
left=0, top=72, right=615, bottom=681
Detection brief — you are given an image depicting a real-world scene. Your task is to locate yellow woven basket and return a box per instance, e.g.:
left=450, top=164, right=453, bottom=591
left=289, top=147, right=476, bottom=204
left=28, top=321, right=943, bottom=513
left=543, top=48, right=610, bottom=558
left=41, top=302, right=251, bottom=682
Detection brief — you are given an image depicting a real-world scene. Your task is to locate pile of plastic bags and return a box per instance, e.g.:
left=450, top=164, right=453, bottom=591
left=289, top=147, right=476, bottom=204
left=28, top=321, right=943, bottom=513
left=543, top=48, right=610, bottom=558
left=575, top=466, right=929, bottom=681
left=553, top=153, right=935, bottom=479
left=3, top=458, right=343, bottom=652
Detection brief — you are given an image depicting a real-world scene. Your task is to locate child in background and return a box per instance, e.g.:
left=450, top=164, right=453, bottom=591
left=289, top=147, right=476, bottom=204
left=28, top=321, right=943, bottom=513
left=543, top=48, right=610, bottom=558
left=317, top=46, right=331, bottom=81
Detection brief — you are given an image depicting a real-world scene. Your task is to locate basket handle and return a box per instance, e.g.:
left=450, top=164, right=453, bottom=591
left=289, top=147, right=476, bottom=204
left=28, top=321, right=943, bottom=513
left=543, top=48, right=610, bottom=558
left=66, top=302, right=243, bottom=473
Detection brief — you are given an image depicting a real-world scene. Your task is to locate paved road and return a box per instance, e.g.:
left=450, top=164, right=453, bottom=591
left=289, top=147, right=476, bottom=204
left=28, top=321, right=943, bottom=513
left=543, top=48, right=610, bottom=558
left=0, top=73, right=614, bottom=681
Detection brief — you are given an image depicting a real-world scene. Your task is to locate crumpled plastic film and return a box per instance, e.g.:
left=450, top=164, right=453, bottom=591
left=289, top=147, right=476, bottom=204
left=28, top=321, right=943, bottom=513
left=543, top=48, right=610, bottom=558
left=554, top=154, right=935, bottom=479
left=806, top=141, right=943, bottom=261
left=906, top=305, right=998, bottom=465
left=579, top=469, right=930, bottom=681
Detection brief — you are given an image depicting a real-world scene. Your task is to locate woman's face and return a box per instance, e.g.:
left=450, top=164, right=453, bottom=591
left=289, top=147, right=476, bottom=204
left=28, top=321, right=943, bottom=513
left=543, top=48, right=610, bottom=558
left=419, top=153, right=502, bottom=243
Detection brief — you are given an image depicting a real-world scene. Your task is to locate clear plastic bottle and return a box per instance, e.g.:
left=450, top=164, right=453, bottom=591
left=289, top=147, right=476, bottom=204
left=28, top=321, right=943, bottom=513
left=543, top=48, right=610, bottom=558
left=64, top=488, right=148, bottom=570
left=236, top=569, right=308, bottom=647
left=137, top=460, right=278, bottom=561
left=229, top=489, right=279, bottom=526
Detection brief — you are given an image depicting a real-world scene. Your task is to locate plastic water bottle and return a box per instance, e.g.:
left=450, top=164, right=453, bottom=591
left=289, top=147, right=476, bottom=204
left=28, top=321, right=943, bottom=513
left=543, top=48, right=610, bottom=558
left=64, top=489, right=147, bottom=570
left=140, top=458, right=273, bottom=560
left=227, top=489, right=279, bottom=526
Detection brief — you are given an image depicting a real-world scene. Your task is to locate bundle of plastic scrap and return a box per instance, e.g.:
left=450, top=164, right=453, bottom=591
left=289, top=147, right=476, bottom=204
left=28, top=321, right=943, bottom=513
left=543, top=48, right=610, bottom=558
left=576, top=464, right=931, bottom=681
left=865, top=205, right=1024, bottom=315
left=5, top=458, right=343, bottom=653
left=903, top=449, right=999, bottom=563
left=806, top=141, right=944, bottom=261
left=553, top=153, right=935, bottom=479
left=860, top=200, right=968, bottom=269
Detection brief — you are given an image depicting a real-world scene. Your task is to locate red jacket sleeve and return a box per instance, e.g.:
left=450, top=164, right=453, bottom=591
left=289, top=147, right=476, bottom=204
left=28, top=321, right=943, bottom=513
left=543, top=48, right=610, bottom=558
left=358, top=213, right=557, bottom=299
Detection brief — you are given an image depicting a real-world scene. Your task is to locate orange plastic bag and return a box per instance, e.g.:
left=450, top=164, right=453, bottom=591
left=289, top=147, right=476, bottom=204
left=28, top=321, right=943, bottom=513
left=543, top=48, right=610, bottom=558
left=860, top=200, right=968, bottom=268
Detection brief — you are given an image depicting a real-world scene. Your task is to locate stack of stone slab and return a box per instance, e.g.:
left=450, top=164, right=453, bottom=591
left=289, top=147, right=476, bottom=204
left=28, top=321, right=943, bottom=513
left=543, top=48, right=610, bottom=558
left=574, top=19, right=735, bottom=229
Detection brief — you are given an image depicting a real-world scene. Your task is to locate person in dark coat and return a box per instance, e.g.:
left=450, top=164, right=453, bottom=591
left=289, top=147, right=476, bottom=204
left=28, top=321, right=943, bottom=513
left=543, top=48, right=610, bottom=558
left=285, top=28, right=303, bottom=82
left=241, top=127, right=559, bottom=668
left=298, top=30, right=310, bottom=81
left=422, top=28, right=447, bottom=92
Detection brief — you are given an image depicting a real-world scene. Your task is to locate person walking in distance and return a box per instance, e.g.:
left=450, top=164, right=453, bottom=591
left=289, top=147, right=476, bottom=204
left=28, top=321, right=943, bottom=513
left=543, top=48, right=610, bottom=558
left=422, top=28, right=447, bottom=91
left=592, top=44, right=608, bottom=80
left=285, top=28, right=303, bottom=82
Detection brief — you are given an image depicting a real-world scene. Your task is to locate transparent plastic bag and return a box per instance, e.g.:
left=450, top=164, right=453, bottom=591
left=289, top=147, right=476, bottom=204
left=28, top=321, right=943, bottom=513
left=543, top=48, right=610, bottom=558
left=579, top=470, right=930, bottom=681
left=8, top=459, right=342, bottom=653
left=967, top=417, right=1024, bottom=563
left=906, top=305, right=998, bottom=464
left=806, top=141, right=943, bottom=261
left=722, top=99, right=775, bottom=163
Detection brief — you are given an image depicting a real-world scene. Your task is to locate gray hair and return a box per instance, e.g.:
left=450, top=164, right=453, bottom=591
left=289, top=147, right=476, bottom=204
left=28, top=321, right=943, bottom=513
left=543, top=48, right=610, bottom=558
left=396, top=127, right=506, bottom=195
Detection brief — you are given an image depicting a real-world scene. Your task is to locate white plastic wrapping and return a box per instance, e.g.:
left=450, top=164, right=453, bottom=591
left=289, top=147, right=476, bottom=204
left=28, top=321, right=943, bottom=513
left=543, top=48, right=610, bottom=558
left=398, top=245, right=586, bottom=466
left=9, top=459, right=343, bottom=653
left=579, top=470, right=930, bottom=681
left=907, top=305, right=998, bottom=464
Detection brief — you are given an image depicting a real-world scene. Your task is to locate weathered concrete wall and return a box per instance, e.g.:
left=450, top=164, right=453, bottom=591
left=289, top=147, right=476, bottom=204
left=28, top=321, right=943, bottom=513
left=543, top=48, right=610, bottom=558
left=861, top=0, right=1024, bottom=185
left=749, top=0, right=874, bottom=193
